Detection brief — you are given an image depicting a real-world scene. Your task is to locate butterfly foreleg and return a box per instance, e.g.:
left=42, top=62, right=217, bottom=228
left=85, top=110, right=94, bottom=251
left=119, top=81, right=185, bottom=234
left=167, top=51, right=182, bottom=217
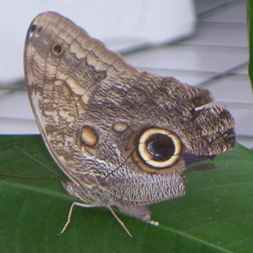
left=59, top=201, right=95, bottom=234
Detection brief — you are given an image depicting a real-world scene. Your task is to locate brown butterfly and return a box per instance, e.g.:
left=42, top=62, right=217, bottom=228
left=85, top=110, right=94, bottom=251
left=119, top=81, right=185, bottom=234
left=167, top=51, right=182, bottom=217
left=24, top=12, right=235, bottom=236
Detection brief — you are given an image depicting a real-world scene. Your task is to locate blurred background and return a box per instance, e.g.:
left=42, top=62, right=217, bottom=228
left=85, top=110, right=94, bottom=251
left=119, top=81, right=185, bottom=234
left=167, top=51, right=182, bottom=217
left=0, top=0, right=252, bottom=148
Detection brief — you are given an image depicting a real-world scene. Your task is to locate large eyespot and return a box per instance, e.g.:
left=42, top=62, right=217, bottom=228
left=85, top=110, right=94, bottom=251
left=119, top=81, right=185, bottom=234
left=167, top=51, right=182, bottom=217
left=138, top=128, right=182, bottom=169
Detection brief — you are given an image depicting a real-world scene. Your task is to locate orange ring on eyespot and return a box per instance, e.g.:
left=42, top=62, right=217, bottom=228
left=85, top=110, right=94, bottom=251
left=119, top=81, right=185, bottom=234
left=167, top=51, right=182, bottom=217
left=138, top=128, right=182, bottom=169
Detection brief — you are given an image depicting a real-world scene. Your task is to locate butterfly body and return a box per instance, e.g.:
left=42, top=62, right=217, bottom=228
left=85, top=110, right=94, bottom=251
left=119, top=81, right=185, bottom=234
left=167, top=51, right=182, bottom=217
left=24, top=12, right=235, bottom=224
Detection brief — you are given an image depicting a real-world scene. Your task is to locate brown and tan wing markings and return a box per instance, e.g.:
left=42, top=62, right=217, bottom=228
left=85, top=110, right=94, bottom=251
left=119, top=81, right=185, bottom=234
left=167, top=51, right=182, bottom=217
left=24, top=12, right=141, bottom=185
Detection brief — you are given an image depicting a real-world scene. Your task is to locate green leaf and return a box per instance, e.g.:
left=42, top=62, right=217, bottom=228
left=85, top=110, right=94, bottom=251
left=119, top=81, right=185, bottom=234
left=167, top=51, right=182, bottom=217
left=248, top=0, right=253, bottom=90
left=0, top=135, right=253, bottom=253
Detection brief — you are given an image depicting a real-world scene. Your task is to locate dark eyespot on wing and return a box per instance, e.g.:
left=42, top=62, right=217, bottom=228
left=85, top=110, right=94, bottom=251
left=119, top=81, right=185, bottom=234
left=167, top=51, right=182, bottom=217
left=51, top=43, right=64, bottom=56
left=146, top=133, right=175, bottom=161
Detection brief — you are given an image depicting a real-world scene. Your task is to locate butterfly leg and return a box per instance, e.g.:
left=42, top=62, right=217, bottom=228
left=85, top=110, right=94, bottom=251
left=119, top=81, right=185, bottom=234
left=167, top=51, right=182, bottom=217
left=117, top=205, right=159, bottom=226
left=59, top=201, right=94, bottom=234
left=107, top=206, right=133, bottom=237
left=61, top=180, right=133, bottom=235
left=60, top=201, right=134, bottom=237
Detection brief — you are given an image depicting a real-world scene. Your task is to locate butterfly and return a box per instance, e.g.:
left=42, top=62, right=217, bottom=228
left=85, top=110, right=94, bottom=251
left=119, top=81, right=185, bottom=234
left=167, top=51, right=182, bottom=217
left=24, top=12, right=235, bottom=236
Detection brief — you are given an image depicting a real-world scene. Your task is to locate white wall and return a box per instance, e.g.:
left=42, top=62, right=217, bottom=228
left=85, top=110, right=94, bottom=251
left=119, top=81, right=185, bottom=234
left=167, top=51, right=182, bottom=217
left=0, top=0, right=195, bottom=81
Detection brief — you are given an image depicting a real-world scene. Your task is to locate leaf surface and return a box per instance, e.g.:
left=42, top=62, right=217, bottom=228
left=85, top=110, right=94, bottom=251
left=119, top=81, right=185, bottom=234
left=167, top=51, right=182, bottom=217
left=0, top=135, right=252, bottom=253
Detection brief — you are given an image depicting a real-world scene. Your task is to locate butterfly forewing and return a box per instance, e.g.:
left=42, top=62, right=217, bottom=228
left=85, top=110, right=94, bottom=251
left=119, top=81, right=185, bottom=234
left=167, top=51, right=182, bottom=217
left=24, top=12, right=140, bottom=183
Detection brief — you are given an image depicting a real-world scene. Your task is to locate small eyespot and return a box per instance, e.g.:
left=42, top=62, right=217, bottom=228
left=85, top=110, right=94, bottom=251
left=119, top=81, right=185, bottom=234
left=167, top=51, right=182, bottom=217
left=112, top=122, right=128, bottom=133
left=137, top=128, right=182, bottom=170
left=80, top=126, right=98, bottom=147
left=52, top=43, right=64, bottom=56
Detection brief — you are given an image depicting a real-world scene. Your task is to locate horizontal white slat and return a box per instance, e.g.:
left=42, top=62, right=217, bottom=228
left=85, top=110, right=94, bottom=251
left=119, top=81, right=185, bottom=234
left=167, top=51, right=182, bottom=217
left=125, top=45, right=248, bottom=73
left=0, top=0, right=195, bottom=82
